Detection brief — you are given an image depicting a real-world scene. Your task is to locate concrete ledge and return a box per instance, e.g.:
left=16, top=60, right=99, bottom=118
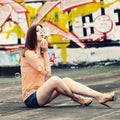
left=0, top=66, right=20, bottom=77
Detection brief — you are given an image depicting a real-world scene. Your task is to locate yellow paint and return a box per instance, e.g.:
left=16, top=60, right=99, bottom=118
left=1, top=0, right=120, bottom=64
left=100, top=0, right=118, bottom=8
left=45, top=7, right=69, bottom=64
left=45, top=7, right=69, bottom=32
left=45, top=0, right=120, bottom=32
left=2, top=20, right=24, bottom=40
left=14, top=0, right=24, bottom=3
left=23, top=4, right=42, bottom=26
left=48, top=35, right=70, bottom=64
left=61, top=46, right=67, bottom=64
left=44, top=0, right=120, bottom=64
left=68, top=0, right=120, bottom=25
left=14, top=24, right=24, bottom=39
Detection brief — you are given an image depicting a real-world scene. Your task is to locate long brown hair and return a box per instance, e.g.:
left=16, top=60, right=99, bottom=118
left=22, top=24, right=43, bottom=57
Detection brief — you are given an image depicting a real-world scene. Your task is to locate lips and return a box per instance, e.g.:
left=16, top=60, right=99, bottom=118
left=41, top=34, right=46, bottom=38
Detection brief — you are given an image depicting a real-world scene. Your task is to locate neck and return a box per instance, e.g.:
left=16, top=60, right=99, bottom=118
left=36, top=43, right=43, bottom=56
left=36, top=42, right=41, bottom=50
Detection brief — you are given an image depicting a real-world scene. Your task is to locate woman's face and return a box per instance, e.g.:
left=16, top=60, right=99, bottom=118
left=36, top=25, right=45, bottom=41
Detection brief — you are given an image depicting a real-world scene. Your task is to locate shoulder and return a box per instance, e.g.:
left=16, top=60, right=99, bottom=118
left=25, top=50, right=36, bottom=58
left=25, top=50, right=35, bottom=55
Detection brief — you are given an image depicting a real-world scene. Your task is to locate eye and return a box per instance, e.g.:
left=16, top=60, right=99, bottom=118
left=41, top=28, right=45, bottom=33
left=36, top=29, right=39, bottom=32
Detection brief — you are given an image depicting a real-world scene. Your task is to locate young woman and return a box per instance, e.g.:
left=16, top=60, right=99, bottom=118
left=20, top=24, right=116, bottom=108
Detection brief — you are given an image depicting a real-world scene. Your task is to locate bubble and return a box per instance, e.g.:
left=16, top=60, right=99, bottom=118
left=15, top=72, right=21, bottom=78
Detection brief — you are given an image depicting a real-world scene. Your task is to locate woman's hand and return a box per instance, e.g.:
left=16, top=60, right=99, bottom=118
left=40, top=39, right=48, bottom=52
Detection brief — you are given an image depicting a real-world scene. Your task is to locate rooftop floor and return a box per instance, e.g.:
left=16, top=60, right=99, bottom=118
left=0, top=66, right=120, bottom=120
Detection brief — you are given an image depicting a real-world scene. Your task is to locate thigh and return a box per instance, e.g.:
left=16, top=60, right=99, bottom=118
left=36, top=79, right=59, bottom=106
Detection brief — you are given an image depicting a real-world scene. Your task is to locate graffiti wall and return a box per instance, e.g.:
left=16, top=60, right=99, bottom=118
left=0, top=0, right=120, bottom=66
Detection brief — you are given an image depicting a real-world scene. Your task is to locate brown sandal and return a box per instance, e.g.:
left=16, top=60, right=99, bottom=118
left=72, top=96, right=92, bottom=106
left=96, top=91, right=117, bottom=108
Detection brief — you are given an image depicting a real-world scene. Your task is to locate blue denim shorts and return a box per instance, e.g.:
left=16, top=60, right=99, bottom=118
left=24, top=92, right=40, bottom=108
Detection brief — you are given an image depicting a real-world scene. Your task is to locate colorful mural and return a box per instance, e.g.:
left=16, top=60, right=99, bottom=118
left=0, top=0, right=120, bottom=66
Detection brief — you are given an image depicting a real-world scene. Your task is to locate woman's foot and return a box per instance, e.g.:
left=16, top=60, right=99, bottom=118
left=72, top=95, right=92, bottom=106
left=95, top=91, right=117, bottom=108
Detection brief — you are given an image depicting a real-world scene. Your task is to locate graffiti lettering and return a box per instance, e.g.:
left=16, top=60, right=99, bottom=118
left=82, top=14, right=94, bottom=36
left=78, top=8, right=120, bottom=37
left=114, top=9, right=120, bottom=25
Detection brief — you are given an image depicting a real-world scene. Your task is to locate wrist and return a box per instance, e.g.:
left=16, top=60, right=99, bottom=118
left=42, top=47, right=48, bottom=52
left=46, top=66, right=51, bottom=72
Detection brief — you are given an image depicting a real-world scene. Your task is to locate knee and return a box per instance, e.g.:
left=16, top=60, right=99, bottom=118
left=49, top=76, right=63, bottom=85
left=63, top=77, right=70, bottom=81
left=62, top=77, right=72, bottom=83
left=50, top=76, right=60, bottom=81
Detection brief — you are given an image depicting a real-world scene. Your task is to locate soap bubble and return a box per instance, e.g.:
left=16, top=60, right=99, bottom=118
left=15, top=72, right=21, bottom=78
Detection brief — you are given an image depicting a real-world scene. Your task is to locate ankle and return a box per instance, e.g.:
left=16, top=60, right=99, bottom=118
left=93, top=93, right=103, bottom=101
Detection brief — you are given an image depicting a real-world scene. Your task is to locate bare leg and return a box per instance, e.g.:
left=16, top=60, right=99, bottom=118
left=62, top=77, right=102, bottom=98
left=42, top=90, right=59, bottom=104
left=71, top=93, right=92, bottom=106
left=62, top=77, right=117, bottom=108
left=37, top=76, right=92, bottom=106
left=36, top=76, right=76, bottom=106
left=36, top=76, right=116, bottom=107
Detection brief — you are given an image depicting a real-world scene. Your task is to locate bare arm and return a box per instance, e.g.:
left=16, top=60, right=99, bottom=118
left=43, top=50, right=51, bottom=77
left=41, top=39, right=51, bottom=77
